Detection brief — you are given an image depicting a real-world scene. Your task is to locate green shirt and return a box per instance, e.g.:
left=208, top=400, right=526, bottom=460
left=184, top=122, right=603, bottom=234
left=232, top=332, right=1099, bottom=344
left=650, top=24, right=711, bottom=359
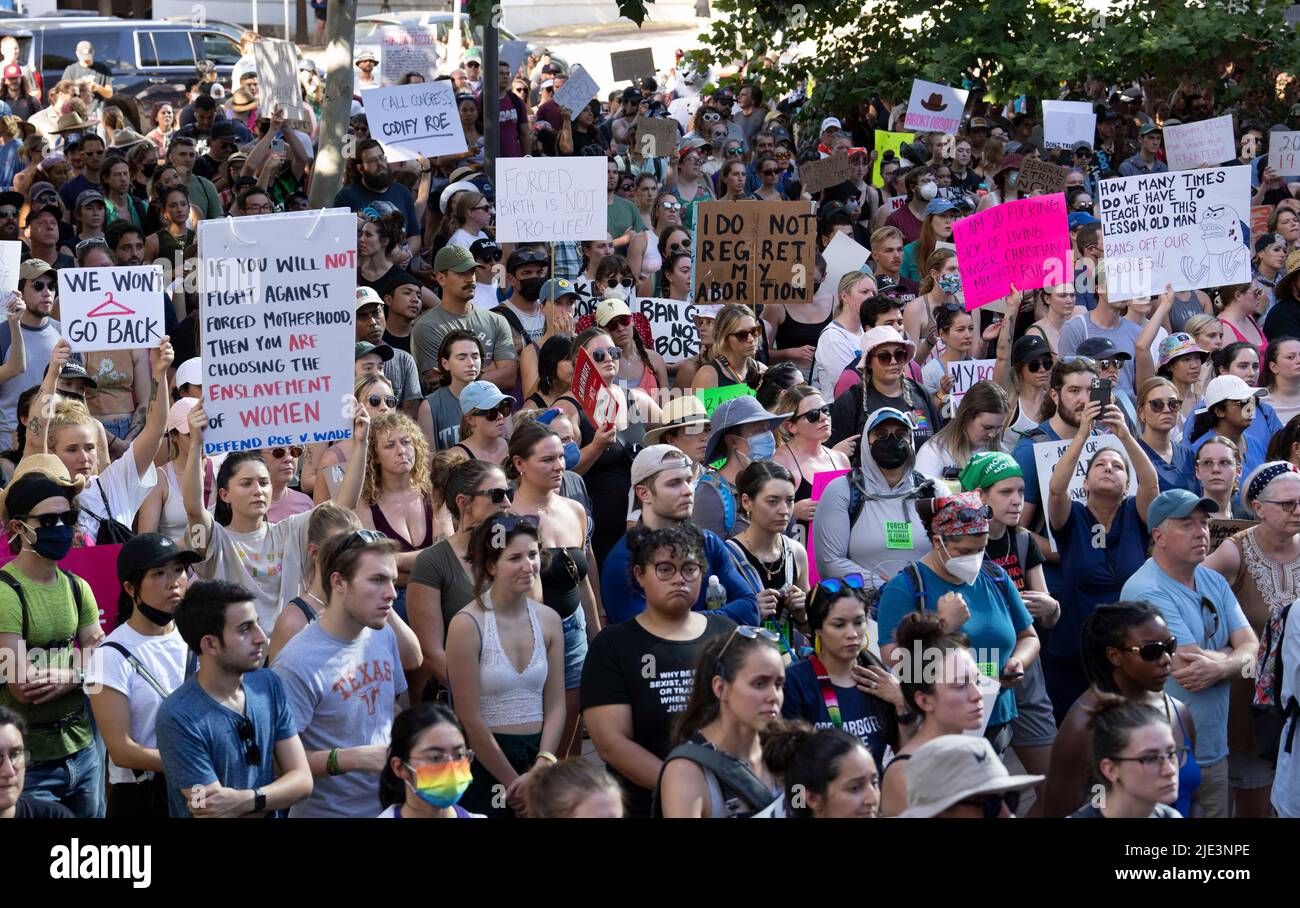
left=0, top=563, right=98, bottom=763
left=607, top=195, right=642, bottom=242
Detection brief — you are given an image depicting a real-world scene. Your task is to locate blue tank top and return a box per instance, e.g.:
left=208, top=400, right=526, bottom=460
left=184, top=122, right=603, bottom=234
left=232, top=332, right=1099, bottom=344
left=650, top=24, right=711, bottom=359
left=1167, top=694, right=1202, bottom=818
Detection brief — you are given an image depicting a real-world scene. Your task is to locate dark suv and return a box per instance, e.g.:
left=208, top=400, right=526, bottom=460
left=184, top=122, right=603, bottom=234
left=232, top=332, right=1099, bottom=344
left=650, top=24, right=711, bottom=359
left=0, top=17, right=240, bottom=112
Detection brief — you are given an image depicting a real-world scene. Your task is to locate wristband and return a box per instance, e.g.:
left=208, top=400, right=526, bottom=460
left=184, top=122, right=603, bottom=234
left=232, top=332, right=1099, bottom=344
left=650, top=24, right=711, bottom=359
left=535, top=750, right=558, bottom=766
left=327, top=747, right=341, bottom=776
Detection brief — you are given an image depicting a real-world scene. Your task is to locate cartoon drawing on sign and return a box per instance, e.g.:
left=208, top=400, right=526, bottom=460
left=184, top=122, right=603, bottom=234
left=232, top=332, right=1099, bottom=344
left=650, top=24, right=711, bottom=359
left=921, top=93, right=948, bottom=112
left=1180, top=205, right=1247, bottom=285
left=88, top=292, right=135, bottom=317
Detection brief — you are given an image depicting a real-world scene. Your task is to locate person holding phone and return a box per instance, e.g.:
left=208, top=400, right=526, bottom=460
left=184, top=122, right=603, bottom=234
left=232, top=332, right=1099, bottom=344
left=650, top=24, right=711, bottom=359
left=1045, top=397, right=1161, bottom=724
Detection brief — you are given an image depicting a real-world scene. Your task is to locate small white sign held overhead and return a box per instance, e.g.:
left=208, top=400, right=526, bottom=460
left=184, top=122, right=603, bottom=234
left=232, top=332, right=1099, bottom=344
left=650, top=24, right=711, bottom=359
left=1042, top=100, right=1096, bottom=150
left=903, top=80, right=969, bottom=134
left=368, top=80, right=468, bottom=163
left=554, top=64, right=600, bottom=115
left=59, top=265, right=166, bottom=352
left=495, top=157, right=607, bottom=243
left=1163, top=115, right=1236, bottom=172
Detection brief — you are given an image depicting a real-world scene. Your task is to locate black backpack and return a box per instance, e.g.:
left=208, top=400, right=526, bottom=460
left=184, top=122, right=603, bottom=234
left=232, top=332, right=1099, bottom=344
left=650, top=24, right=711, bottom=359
left=651, top=736, right=775, bottom=818
left=84, top=477, right=136, bottom=546
left=846, top=469, right=935, bottom=528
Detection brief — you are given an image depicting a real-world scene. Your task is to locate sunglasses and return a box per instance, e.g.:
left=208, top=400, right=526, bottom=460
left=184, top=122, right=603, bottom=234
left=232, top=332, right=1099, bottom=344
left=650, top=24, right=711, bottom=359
left=589, top=347, right=622, bottom=363
left=605, top=315, right=633, bottom=331
left=28, top=279, right=53, bottom=291
left=775, top=152, right=792, bottom=160
left=468, top=487, right=512, bottom=505
left=1122, top=637, right=1178, bottom=661
left=1201, top=596, right=1220, bottom=643
left=660, top=200, right=682, bottom=210
left=368, top=394, right=399, bottom=409
left=873, top=347, right=910, bottom=365
left=236, top=714, right=262, bottom=767
left=476, top=252, right=502, bottom=264
left=730, top=327, right=762, bottom=341
left=20, top=511, right=78, bottom=529
left=668, top=242, right=689, bottom=253
left=472, top=203, right=492, bottom=213
left=270, top=446, right=303, bottom=459
left=512, top=250, right=547, bottom=265
left=487, top=513, right=540, bottom=535
left=816, top=574, right=866, bottom=595
left=715, top=624, right=782, bottom=673
left=1024, top=355, right=1054, bottom=373
left=726, top=146, right=744, bottom=155
left=794, top=404, right=832, bottom=424
left=1145, top=397, right=1181, bottom=413
left=958, top=791, right=1020, bottom=818
left=0, top=208, right=17, bottom=218
left=472, top=402, right=512, bottom=419
left=338, top=529, right=388, bottom=555
left=760, top=168, right=780, bottom=176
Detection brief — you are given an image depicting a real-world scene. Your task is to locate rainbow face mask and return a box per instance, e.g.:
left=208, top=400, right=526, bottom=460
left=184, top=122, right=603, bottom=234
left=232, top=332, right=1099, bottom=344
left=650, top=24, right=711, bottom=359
left=406, top=759, right=473, bottom=809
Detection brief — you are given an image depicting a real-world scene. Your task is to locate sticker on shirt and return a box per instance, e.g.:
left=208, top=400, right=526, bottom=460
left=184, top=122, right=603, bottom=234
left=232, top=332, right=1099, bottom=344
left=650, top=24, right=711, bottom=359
left=884, top=521, right=913, bottom=549
left=910, top=409, right=930, bottom=435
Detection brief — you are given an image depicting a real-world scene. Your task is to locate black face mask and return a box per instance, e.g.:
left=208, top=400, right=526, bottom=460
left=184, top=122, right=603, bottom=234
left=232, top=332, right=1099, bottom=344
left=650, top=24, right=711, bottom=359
left=135, top=601, right=175, bottom=627
left=870, top=434, right=912, bottom=469
left=141, top=161, right=157, bottom=178
left=517, top=276, right=546, bottom=302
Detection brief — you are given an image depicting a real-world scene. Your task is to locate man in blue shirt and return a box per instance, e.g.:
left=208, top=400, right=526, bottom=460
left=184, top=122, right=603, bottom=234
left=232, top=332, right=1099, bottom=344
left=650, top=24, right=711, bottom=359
left=601, top=445, right=759, bottom=626
left=1118, top=124, right=1169, bottom=177
left=1120, top=489, right=1258, bottom=818
left=332, top=138, right=423, bottom=260
left=156, top=580, right=313, bottom=818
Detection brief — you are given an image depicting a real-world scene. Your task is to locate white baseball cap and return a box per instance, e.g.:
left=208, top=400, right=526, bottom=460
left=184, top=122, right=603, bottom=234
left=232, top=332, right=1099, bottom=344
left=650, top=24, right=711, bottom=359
left=175, top=358, right=202, bottom=388
left=1199, top=374, right=1267, bottom=413
left=820, top=116, right=843, bottom=134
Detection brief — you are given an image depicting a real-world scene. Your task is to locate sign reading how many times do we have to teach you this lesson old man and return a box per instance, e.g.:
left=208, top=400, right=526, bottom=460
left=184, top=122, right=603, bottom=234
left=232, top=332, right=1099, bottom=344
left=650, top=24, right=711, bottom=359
left=197, top=208, right=357, bottom=456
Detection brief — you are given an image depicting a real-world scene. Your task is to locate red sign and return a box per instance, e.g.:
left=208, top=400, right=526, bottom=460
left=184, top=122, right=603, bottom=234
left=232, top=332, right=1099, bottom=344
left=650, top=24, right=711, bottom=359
left=0, top=543, right=124, bottom=633
left=1252, top=204, right=1273, bottom=239
left=572, top=347, right=621, bottom=430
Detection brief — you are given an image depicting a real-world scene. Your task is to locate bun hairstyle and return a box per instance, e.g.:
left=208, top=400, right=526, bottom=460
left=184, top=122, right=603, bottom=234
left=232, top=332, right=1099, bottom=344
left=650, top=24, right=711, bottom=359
left=893, top=611, right=970, bottom=715
left=762, top=723, right=872, bottom=818
left=529, top=758, right=624, bottom=818
left=433, top=451, right=502, bottom=525
left=1085, top=692, right=1170, bottom=787
left=1080, top=601, right=1168, bottom=693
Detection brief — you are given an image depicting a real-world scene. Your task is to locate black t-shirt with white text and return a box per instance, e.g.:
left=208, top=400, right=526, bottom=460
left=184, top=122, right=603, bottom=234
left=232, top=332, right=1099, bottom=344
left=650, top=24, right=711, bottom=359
left=984, top=528, right=1044, bottom=593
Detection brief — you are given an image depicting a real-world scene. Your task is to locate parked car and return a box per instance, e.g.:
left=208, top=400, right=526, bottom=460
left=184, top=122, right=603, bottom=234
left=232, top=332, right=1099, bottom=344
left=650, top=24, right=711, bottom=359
left=0, top=17, right=240, bottom=113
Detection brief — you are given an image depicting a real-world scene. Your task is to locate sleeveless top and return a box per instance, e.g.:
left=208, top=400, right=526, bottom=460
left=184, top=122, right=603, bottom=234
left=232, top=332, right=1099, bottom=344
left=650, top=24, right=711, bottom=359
left=477, top=595, right=547, bottom=727
left=157, top=463, right=189, bottom=546
left=708, top=355, right=751, bottom=387
left=369, top=496, right=434, bottom=552
left=775, top=309, right=833, bottom=363
left=1165, top=694, right=1201, bottom=820
left=539, top=546, right=588, bottom=620
left=1168, top=291, right=1205, bottom=334
left=1220, top=314, right=1268, bottom=360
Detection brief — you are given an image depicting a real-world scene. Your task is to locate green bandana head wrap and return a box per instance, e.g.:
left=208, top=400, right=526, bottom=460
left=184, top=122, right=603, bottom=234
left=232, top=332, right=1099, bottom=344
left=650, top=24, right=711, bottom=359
left=959, top=451, right=1023, bottom=492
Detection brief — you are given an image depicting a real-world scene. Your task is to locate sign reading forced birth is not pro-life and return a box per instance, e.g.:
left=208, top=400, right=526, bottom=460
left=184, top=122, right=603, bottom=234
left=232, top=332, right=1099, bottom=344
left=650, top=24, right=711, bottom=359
left=198, top=208, right=358, bottom=456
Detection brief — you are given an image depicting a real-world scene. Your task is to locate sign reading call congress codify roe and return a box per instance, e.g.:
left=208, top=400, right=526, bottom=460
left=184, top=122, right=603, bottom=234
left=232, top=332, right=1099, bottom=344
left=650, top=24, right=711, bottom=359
left=197, top=209, right=357, bottom=456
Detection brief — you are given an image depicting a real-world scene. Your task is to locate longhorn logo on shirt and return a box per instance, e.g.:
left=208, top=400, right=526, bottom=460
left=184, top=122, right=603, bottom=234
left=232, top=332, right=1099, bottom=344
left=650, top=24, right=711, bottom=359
left=332, top=659, right=394, bottom=716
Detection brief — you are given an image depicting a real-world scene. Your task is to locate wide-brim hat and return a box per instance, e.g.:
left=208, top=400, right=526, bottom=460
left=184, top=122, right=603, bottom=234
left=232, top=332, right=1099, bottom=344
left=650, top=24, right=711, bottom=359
left=644, top=395, right=711, bottom=445
left=704, top=395, right=785, bottom=464
left=0, top=454, right=86, bottom=520
left=51, top=111, right=99, bottom=134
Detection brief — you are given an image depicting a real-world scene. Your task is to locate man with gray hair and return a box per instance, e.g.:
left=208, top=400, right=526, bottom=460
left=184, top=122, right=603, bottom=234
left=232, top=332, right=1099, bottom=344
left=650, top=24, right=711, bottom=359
left=60, top=41, right=112, bottom=113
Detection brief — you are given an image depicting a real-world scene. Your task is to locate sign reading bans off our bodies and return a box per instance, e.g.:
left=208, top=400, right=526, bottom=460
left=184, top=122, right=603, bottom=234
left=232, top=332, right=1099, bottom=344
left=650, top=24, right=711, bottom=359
left=694, top=200, right=816, bottom=305
left=1097, top=165, right=1251, bottom=302
left=495, top=158, right=606, bottom=243
left=198, top=209, right=357, bottom=456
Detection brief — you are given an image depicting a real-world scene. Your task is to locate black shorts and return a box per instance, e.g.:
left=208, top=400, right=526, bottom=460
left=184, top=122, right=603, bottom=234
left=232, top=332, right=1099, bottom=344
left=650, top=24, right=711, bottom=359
left=313, top=4, right=327, bottom=20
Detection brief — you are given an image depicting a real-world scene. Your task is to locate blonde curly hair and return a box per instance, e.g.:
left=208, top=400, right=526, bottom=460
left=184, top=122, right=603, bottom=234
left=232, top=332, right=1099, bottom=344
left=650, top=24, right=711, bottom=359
left=361, top=411, right=433, bottom=506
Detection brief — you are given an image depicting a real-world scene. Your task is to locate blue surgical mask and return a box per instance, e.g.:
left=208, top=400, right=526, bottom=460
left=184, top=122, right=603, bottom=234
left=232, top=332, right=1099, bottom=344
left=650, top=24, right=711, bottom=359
left=938, top=273, right=962, bottom=295
left=562, top=441, right=581, bottom=470
left=746, top=430, right=776, bottom=462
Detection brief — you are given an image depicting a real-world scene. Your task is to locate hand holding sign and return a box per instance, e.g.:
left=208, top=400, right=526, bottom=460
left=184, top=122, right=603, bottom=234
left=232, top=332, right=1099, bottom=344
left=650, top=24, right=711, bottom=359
left=5, top=291, right=23, bottom=324
left=150, top=335, right=174, bottom=383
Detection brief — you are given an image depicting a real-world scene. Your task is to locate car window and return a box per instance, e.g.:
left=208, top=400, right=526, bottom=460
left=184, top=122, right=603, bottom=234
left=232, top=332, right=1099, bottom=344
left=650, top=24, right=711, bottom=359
left=42, top=30, right=124, bottom=72
left=195, top=31, right=240, bottom=66
left=140, top=31, right=193, bottom=68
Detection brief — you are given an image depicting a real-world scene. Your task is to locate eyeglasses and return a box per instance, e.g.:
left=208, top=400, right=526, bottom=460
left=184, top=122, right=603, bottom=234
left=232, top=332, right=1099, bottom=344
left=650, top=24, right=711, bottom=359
left=368, top=394, right=399, bottom=409
left=468, top=487, right=512, bottom=505
left=1024, top=355, right=1054, bottom=373
left=816, top=574, right=866, bottom=595
left=730, top=327, right=762, bottom=342
left=20, top=511, right=78, bottom=529
left=873, top=347, right=910, bottom=366
left=1110, top=747, right=1189, bottom=771
left=589, top=347, right=622, bottom=363
left=0, top=208, right=17, bottom=218
left=410, top=748, right=474, bottom=767
left=270, top=446, right=303, bottom=459
left=28, top=279, right=52, bottom=291
left=236, top=714, right=262, bottom=767
left=1197, top=458, right=1236, bottom=471
left=956, top=791, right=1020, bottom=818
left=471, top=402, right=512, bottom=420
left=1257, top=497, right=1300, bottom=513
left=75, top=237, right=109, bottom=253
left=1122, top=637, right=1178, bottom=661
left=1145, top=397, right=1182, bottom=413
left=605, top=315, right=633, bottom=331
left=0, top=746, right=29, bottom=769
left=659, top=200, right=682, bottom=211
left=650, top=560, right=704, bottom=581
left=795, top=404, right=832, bottom=423
left=716, top=624, right=782, bottom=671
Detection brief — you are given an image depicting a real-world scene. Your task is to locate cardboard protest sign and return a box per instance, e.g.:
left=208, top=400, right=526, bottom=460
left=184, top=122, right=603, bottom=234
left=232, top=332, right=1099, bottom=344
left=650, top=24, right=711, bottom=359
left=554, top=64, right=599, bottom=115
left=0, top=544, right=122, bottom=633
left=1097, top=166, right=1251, bottom=302
left=0, top=240, right=20, bottom=294
left=693, top=200, right=817, bottom=306
left=58, top=266, right=165, bottom=352
left=1163, top=115, right=1236, bottom=172
left=572, top=347, right=621, bottom=428
left=952, top=193, right=1073, bottom=310
left=872, top=130, right=914, bottom=187
left=801, top=152, right=852, bottom=195
left=611, top=47, right=656, bottom=82
left=254, top=38, right=308, bottom=123
left=500, top=40, right=530, bottom=78
left=367, top=80, right=467, bottom=163
left=1269, top=131, right=1300, bottom=175
left=948, top=359, right=997, bottom=407
left=1042, top=100, right=1095, bottom=150
left=378, top=25, right=440, bottom=83
left=636, top=297, right=699, bottom=364
left=695, top=382, right=755, bottom=416
left=636, top=115, right=678, bottom=158
left=197, top=209, right=357, bottom=456
left=806, top=468, right=850, bottom=586
left=1018, top=156, right=1067, bottom=196
left=1033, top=434, right=1135, bottom=550
left=495, top=157, right=606, bottom=243
left=903, top=80, right=968, bottom=134
left=1209, top=518, right=1257, bottom=553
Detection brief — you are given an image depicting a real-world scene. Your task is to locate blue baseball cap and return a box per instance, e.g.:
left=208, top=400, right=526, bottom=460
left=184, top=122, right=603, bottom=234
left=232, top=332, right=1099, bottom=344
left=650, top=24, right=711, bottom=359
left=538, top=278, right=578, bottom=303
left=924, top=198, right=959, bottom=217
left=1146, top=488, right=1218, bottom=530
left=1068, top=211, right=1100, bottom=230
left=459, top=380, right=511, bottom=415
left=866, top=407, right=915, bottom=433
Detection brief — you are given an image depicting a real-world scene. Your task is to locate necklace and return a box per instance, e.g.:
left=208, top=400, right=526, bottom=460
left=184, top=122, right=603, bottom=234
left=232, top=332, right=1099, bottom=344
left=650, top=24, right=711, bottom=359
left=304, top=591, right=326, bottom=610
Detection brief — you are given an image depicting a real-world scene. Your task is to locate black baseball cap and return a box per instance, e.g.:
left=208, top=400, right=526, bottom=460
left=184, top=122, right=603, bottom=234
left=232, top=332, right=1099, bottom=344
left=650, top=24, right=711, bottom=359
left=118, top=532, right=202, bottom=579
left=0, top=190, right=22, bottom=211
left=506, top=248, right=548, bottom=273
left=380, top=269, right=422, bottom=297
left=1075, top=336, right=1133, bottom=361
left=1011, top=334, right=1053, bottom=368
left=51, top=358, right=98, bottom=388
left=470, top=238, right=502, bottom=262
left=210, top=120, right=238, bottom=140
left=622, top=87, right=643, bottom=103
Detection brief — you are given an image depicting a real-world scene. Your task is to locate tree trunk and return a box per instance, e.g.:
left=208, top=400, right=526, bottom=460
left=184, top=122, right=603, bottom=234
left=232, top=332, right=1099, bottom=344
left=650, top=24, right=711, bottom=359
left=307, top=0, right=358, bottom=209
left=483, top=20, right=498, bottom=176
left=296, top=0, right=310, bottom=45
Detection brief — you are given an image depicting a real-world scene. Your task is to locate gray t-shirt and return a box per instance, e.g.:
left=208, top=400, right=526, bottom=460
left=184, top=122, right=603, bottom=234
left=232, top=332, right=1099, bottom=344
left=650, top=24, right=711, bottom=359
left=1057, top=313, right=1144, bottom=393
left=411, top=305, right=517, bottom=380
left=0, top=318, right=78, bottom=440
left=426, top=385, right=463, bottom=450
left=383, top=348, right=423, bottom=406
left=271, top=620, right=407, bottom=819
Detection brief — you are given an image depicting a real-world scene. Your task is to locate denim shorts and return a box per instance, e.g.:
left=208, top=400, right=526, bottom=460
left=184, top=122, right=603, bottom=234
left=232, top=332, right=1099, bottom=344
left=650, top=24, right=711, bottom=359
left=98, top=414, right=133, bottom=441
left=561, top=607, right=588, bottom=690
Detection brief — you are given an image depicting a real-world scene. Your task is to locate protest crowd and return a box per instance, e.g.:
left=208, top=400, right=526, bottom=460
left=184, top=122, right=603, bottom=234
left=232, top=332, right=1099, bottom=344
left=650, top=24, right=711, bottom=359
left=5, top=24, right=1300, bottom=824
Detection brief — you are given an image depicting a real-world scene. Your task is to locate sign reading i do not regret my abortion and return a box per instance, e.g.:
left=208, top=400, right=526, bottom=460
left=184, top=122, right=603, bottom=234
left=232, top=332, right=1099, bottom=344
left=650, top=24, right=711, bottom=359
left=197, top=209, right=357, bottom=456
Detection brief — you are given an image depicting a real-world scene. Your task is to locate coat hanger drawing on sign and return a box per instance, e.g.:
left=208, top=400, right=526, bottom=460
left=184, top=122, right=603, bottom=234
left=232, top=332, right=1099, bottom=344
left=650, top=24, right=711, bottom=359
left=87, top=291, right=135, bottom=317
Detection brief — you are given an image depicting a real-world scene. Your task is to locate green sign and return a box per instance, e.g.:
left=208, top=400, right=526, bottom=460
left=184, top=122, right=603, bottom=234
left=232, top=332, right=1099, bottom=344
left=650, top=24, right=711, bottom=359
left=695, top=383, right=755, bottom=416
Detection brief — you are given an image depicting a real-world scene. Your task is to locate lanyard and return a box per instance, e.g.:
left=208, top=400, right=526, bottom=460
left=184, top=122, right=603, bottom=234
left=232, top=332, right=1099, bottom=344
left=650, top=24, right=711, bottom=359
left=809, top=655, right=842, bottom=729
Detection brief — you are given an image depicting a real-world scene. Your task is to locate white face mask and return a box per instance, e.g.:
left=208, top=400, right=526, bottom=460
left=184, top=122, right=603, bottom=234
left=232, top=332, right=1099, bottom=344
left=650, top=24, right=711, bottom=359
left=918, top=181, right=938, bottom=201
left=940, top=537, right=984, bottom=585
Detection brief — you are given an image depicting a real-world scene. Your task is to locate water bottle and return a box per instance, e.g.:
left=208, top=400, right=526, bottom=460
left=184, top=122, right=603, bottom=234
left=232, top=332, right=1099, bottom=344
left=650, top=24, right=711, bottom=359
left=705, top=574, right=725, bottom=611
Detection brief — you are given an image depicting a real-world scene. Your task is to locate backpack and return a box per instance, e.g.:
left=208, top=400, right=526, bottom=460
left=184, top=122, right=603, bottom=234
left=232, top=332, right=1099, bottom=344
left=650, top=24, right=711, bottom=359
left=651, top=736, right=775, bottom=818
left=85, top=478, right=136, bottom=546
left=0, top=568, right=87, bottom=731
left=698, top=470, right=738, bottom=536
left=846, top=468, right=934, bottom=528
left=1253, top=601, right=1299, bottom=765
